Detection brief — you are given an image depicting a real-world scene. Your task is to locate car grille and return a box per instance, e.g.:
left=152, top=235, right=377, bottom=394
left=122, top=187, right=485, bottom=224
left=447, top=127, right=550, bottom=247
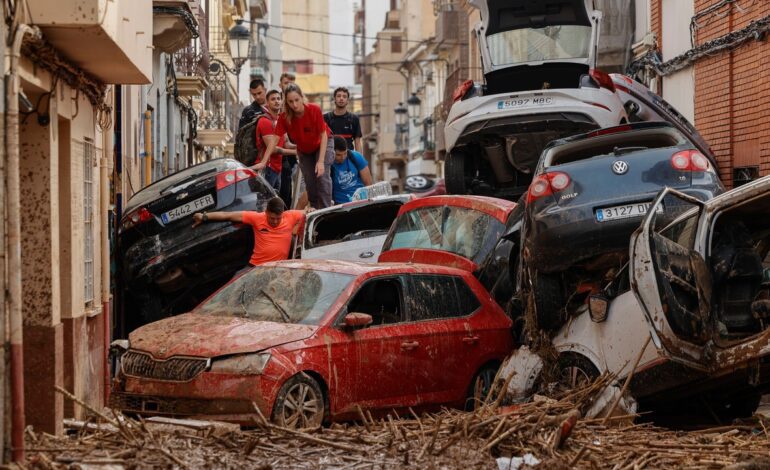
left=121, top=351, right=209, bottom=382
left=110, top=392, right=254, bottom=417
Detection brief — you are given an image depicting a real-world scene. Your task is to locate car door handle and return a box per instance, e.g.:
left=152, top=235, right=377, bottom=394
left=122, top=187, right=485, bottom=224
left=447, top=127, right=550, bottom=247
left=359, top=251, right=374, bottom=258
left=462, top=336, right=480, bottom=345
left=400, top=341, right=419, bottom=351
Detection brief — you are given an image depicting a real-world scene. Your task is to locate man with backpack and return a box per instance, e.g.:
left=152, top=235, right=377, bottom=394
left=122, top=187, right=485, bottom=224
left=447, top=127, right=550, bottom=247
left=238, top=79, right=268, bottom=130
left=252, top=89, right=295, bottom=192
left=324, top=87, right=362, bottom=151
left=331, top=136, right=372, bottom=204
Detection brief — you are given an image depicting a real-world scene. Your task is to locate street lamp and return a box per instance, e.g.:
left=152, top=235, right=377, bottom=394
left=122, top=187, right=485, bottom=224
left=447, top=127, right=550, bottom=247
left=394, top=102, right=408, bottom=127
left=407, top=93, right=422, bottom=122
left=228, top=20, right=251, bottom=71
left=394, top=102, right=408, bottom=152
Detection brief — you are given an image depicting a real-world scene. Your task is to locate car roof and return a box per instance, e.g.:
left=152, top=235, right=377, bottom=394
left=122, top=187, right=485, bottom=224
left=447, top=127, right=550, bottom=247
left=397, top=195, right=516, bottom=222
left=260, top=259, right=473, bottom=277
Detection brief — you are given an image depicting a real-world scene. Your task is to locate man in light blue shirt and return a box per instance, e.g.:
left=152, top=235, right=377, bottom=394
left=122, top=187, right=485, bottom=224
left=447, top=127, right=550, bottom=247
left=331, top=136, right=373, bottom=204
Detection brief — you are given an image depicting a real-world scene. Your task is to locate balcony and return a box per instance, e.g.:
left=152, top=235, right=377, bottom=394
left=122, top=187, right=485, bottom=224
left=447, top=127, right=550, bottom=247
left=153, top=0, right=199, bottom=54
left=436, top=9, right=461, bottom=46
left=443, top=67, right=468, bottom=118
left=29, top=0, right=152, bottom=83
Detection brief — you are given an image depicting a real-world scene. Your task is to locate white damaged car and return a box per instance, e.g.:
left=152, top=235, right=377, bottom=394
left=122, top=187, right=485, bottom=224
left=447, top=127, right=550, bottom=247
left=444, top=0, right=627, bottom=199
left=507, top=175, right=770, bottom=422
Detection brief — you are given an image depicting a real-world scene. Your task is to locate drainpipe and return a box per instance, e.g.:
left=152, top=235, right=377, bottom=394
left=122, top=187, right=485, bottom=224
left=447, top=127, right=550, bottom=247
left=100, top=88, right=113, bottom=404
left=5, top=22, right=34, bottom=463
left=143, top=110, right=152, bottom=186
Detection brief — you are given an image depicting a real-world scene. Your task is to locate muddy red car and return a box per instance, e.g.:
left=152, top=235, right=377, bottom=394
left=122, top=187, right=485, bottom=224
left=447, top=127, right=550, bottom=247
left=110, top=260, right=513, bottom=427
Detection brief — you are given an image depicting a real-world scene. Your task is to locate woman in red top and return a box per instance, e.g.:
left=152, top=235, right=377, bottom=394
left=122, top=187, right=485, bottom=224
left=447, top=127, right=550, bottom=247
left=274, top=84, right=334, bottom=208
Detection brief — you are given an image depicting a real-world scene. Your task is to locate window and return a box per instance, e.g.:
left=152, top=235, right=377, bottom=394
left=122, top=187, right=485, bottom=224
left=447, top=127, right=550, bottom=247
left=409, top=275, right=480, bottom=321
left=486, top=25, right=592, bottom=67
left=83, top=138, right=95, bottom=305
left=347, top=278, right=403, bottom=326
left=390, top=37, right=402, bottom=54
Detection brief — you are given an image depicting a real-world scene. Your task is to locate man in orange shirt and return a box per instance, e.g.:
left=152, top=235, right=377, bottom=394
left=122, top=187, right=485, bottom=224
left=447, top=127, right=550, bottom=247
left=191, top=197, right=307, bottom=267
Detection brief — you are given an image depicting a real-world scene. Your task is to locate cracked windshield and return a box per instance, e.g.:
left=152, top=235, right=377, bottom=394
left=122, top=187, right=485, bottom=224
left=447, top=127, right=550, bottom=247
left=487, top=25, right=592, bottom=66
left=197, top=267, right=354, bottom=324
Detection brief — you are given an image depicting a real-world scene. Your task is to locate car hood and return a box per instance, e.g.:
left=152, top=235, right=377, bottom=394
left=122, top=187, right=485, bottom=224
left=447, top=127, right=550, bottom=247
left=378, top=248, right=478, bottom=272
left=128, top=313, right=317, bottom=359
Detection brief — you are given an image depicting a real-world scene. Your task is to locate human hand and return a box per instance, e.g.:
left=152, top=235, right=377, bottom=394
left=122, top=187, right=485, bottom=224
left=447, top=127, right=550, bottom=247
left=315, top=161, right=324, bottom=177
left=192, top=213, right=204, bottom=228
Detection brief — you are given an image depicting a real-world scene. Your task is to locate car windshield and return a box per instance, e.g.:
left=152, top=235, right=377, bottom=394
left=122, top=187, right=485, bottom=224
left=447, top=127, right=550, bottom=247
left=197, top=267, right=355, bottom=325
left=384, top=206, right=505, bottom=264
left=487, top=25, right=592, bottom=66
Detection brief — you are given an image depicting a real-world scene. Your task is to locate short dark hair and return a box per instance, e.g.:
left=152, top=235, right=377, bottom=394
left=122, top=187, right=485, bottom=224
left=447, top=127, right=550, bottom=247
left=333, top=136, right=348, bottom=152
left=333, top=87, right=350, bottom=98
left=266, top=89, right=282, bottom=100
left=249, top=79, right=265, bottom=90
left=280, top=72, right=296, bottom=81
left=266, top=196, right=285, bottom=214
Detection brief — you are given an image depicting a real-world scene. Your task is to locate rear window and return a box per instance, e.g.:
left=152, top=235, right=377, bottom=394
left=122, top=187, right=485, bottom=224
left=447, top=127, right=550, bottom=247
left=545, top=128, right=687, bottom=167
left=307, top=201, right=403, bottom=249
left=124, top=158, right=242, bottom=213
left=487, top=25, right=592, bottom=66
left=383, top=206, right=505, bottom=265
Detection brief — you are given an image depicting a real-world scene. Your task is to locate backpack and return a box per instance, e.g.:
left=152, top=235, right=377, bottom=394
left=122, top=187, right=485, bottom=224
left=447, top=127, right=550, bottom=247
left=234, top=114, right=270, bottom=167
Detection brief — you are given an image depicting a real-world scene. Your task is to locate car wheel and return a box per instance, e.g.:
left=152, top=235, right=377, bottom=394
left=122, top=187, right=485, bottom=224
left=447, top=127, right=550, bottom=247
left=272, top=373, right=326, bottom=429
left=704, top=391, right=761, bottom=423
left=465, top=363, right=499, bottom=410
left=446, top=151, right=469, bottom=194
left=533, top=271, right=566, bottom=331
left=557, top=353, right=600, bottom=389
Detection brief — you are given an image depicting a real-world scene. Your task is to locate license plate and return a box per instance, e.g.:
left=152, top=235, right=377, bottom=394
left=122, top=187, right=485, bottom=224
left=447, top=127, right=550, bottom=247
left=497, top=97, right=553, bottom=109
left=161, top=194, right=215, bottom=224
left=596, top=202, right=663, bottom=222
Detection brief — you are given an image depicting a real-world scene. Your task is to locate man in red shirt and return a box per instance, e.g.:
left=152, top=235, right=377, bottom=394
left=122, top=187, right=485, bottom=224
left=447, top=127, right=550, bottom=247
left=274, top=84, right=334, bottom=209
left=252, top=89, right=296, bottom=192
left=191, top=197, right=307, bottom=267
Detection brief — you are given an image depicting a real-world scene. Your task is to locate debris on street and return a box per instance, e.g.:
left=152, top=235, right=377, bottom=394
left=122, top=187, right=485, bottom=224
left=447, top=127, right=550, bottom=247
left=26, top=380, right=770, bottom=469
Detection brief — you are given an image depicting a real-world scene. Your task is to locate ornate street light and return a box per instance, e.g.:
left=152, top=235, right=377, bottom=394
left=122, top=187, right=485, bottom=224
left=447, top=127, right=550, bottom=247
left=394, top=102, right=408, bottom=152
left=228, top=20, right=251, bottom=71
left=407, top=93, right=421, bottom=121
left=394, top=102, right=408, bottom=127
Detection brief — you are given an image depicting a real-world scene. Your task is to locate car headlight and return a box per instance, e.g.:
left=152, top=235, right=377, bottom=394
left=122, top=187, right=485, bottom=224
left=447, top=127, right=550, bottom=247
left=209, top=353, right=271, bottom=375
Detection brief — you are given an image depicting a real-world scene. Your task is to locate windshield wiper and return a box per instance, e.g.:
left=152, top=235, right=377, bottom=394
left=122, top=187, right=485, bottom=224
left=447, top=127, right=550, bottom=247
left=238, top=288, right=249, bottom=317
left=260, top=289, right=290, bottom=323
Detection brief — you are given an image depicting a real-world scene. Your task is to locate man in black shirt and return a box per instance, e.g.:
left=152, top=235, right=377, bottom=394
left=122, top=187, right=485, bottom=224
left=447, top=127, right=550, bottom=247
left=323, top=87, right=362, bottom=151
left=238, top=79, right=267, bottom=129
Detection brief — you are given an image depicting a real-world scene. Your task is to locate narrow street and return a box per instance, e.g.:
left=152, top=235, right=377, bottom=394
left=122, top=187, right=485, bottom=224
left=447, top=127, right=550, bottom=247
left=2, top=0, right=770, bottom=468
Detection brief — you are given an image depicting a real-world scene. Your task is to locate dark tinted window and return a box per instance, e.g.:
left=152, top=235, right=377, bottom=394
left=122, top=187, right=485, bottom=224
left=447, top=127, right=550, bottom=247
left=347, top=278, right=403, bottom=326
left=409, top=275, right=480, bottom=321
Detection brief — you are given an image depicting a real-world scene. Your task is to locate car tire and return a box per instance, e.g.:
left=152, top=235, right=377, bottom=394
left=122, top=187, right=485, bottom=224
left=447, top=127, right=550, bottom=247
left=705, top=391, right=761, bottom=423
left=272, top=373, right=326, bottom=429
left=465, top=363, right=499, bottom=410
left=446, top=151, right=469, bottom=194
left=557, top=353, right=600, bottom=389
left=533, top=272, right=566, bottom=331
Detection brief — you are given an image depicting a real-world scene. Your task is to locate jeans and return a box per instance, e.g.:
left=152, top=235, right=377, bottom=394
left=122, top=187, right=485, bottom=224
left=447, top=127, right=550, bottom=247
left=264, top=167, right=281, bottom=193
left=280, top=155, right=297, bottom=208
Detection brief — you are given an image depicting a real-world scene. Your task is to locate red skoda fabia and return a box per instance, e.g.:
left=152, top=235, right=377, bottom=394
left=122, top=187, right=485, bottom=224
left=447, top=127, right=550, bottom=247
left=111, top=260, right=513, bottom=427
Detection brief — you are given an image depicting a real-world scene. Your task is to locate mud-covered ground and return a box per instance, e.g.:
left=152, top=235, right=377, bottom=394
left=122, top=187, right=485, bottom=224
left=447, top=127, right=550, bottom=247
left=22, top=378, right=770, bottom=469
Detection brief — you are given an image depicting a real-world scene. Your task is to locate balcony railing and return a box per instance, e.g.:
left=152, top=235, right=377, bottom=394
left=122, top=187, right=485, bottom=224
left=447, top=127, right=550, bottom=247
left=436, top=9, right=461, bottom=45
left=443, top=67, right=471, bottom=118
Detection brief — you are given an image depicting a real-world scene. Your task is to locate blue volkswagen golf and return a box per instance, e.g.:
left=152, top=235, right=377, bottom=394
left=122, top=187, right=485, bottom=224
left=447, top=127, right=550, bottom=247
left=521, top=122, right=724, bottom=330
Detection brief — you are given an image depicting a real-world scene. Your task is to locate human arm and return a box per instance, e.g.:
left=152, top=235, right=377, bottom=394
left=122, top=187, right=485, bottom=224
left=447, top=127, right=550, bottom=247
left=192, top=211, right=243, bottom=228
left=359, top=166, right=373, bottom=186
left=353, top=116, right=363, bottom=152
left=252, top=134, right=278, bottom=171
left=354, top=137, right=362, bottom=153
left=316, top=131, right=328, bottom=177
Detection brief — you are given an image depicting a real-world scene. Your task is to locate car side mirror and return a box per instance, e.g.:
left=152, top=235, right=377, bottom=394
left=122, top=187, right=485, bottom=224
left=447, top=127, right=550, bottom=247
left=343, top=312, right=373, bottom=329
left=589, top=294, right=609, bottom=323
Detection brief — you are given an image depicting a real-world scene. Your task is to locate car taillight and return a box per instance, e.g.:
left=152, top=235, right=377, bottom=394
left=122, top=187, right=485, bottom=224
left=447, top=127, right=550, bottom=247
left=121, top=207, right=153, bottom=230
left=671, top=150, right=710, bottom=172
left=589, top=69, right=616, bottom=92
left=216, top=169, right=257, bottom=190
left=452, top=80, right=474, bottom=102
left=527, top=172, right=571, bottom=203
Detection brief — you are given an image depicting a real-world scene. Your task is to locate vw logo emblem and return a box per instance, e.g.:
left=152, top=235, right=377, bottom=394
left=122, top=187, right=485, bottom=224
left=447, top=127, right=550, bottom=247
left=612, top=161, right=629, bottom=175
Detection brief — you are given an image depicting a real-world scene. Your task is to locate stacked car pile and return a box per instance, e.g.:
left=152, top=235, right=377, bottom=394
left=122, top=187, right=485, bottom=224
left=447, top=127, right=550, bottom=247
left=112, top=0, right=770, bottom=429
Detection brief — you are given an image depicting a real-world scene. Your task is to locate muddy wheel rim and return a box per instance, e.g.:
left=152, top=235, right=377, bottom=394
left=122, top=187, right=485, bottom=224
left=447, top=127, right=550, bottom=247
left=281, top=382, right=323, bottom=428
left=560, top=366, right=592, bottom=388
left=476, top=368, right=496, bottom=399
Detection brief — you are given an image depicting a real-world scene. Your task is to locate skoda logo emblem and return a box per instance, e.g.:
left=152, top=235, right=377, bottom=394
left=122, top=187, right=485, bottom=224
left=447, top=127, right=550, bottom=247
left=612, top=161, right=629, bottom=175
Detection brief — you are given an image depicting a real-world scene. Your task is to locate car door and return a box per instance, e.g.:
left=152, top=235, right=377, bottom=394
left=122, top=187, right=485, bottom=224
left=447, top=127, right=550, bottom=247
left=405, top=274, right=491, bottom=405
left=338, top=276, right=419, bottom=410
left=631, top=178, right=770, bottom=370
